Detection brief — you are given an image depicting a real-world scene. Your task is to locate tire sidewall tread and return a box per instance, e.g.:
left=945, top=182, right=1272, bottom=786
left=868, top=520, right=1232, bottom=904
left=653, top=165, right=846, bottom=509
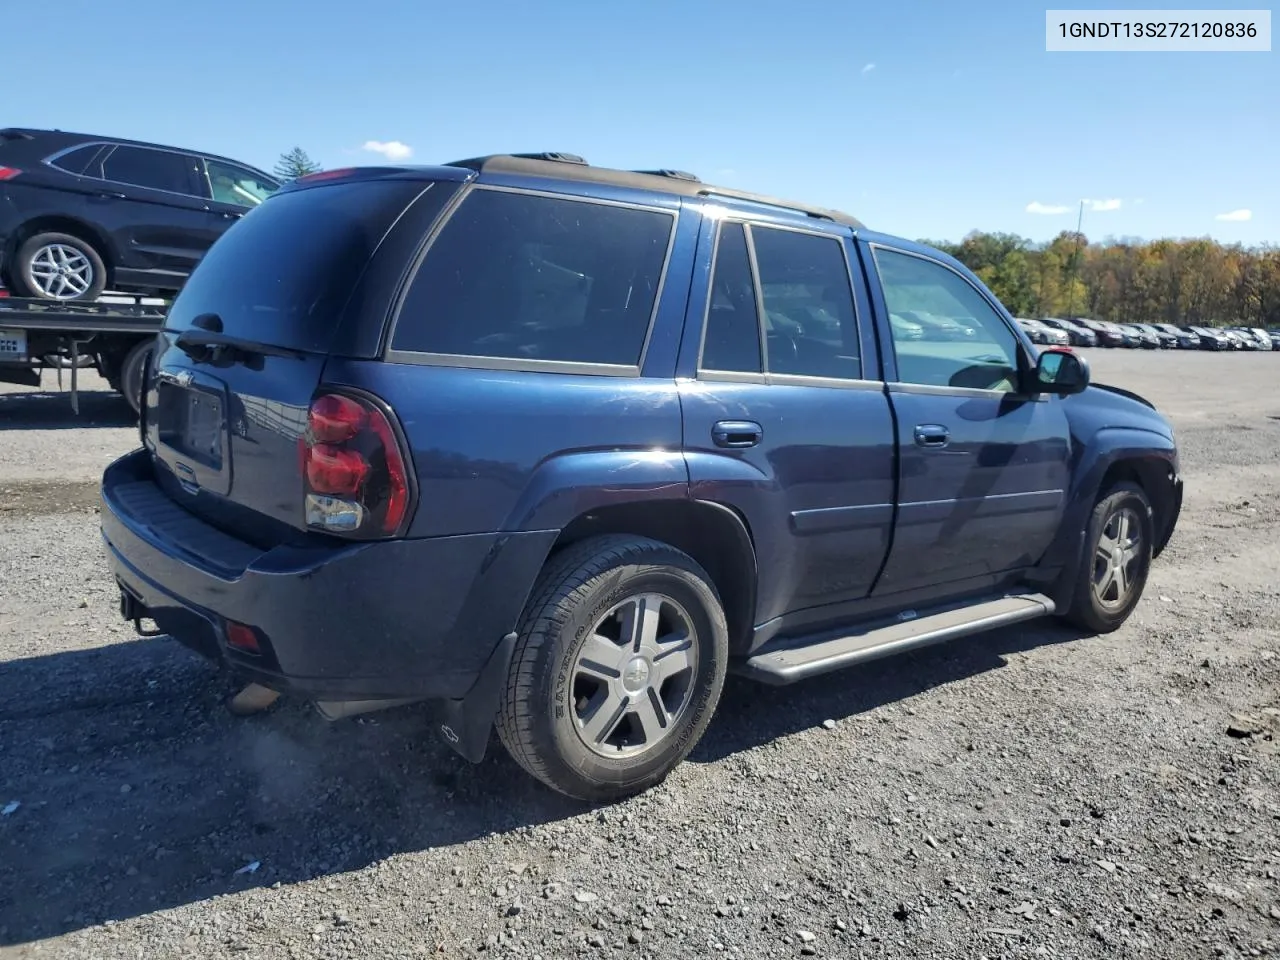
left=1065, top=481, right=1154, bottom=633
left=496, top=535, right=728, bottom=802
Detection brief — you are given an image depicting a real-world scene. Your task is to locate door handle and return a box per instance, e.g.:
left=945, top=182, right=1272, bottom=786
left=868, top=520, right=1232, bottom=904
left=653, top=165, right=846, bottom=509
left=712, top=420, right=763, bottom=448
left=97, top=191, right=127, bottom=200
left=913, top=424, right=950, bottom=447
left=221, top=211, right=242, bottom=220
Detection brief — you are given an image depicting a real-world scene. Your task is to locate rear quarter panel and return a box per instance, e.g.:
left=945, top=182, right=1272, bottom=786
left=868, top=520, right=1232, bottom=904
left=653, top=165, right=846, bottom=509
left=318, top=360, right=689, bottom=538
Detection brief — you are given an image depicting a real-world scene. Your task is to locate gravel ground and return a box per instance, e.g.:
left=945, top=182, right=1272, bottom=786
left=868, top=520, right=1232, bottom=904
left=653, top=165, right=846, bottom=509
left=1, top=355, right=1278, bottom=960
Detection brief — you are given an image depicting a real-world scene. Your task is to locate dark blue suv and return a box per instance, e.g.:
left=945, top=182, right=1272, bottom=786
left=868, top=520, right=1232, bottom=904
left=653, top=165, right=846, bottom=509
left=100, top=154, right=1183, bottom=801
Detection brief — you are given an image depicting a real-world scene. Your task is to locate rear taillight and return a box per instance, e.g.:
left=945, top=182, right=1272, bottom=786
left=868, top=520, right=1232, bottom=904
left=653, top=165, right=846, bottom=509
left=0, top=166, right=19, bottom=181
left=301, top=391, right=414, bottom=537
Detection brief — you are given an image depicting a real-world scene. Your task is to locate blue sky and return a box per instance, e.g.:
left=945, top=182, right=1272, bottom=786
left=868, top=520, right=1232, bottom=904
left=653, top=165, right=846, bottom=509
left=8, top=0, right=1275, bottom=245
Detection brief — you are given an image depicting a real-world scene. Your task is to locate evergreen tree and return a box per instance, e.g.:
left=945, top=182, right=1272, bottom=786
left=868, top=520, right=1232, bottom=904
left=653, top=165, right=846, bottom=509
left=273, top=147, right=322, bottom=181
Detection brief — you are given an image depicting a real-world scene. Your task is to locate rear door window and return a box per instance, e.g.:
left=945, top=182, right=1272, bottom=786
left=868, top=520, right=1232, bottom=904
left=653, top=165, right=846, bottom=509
left=751, top=226, right=861, bottom=380
left=391, top=188, right=675, bottom=369
left=165, top=179, right=449, bottom=353
left=101, top=146, right=198, bottom=195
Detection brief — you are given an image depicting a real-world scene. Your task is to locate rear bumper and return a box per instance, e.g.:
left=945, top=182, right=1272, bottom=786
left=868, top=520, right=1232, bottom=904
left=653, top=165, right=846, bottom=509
left=100, top=449, right=557, bottom=701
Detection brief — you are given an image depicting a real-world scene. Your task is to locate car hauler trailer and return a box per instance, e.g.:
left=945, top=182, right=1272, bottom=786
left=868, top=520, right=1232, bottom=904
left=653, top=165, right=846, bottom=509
left=0, top=290, right=164, bottom=414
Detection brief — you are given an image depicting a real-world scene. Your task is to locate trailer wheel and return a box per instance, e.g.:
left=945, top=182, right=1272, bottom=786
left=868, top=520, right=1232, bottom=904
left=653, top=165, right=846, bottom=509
left=118, top=339, right=154, bottom=416
left=11, top=232, right=107, bottom=302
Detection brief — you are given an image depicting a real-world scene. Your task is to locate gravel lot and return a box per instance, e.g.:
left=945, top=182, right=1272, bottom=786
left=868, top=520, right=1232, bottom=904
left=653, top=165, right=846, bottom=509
left=1, top=354, right=1278, bottom=960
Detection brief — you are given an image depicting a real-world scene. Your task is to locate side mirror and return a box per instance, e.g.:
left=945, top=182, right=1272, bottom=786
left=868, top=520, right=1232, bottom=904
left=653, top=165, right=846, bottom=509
left=1033, top=347, right=1089, bottom=395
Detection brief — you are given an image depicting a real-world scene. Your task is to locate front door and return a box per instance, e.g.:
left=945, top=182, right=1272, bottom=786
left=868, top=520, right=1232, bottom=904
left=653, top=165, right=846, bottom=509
left=678, top=213, right=895, bottom=629
left=201, top=157, right=280, bottom=243
left=861, top=242, right=1072, bottom=601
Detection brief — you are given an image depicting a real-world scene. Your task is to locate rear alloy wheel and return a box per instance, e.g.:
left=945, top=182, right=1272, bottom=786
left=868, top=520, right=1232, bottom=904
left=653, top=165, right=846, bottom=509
left=496, top=535, right=728, bottom=802
left=1063, top=481, right=1154, bottom=633
left=12, top=232, right=107, bottom=301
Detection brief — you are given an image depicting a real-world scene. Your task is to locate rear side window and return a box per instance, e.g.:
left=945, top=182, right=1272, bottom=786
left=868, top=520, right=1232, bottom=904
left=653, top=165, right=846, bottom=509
left=166, top=179, right=445, bottom=354
left=391, top=189, right=674, bottom=368
left=47, top=144, right=102, bottom=176
left=102, top=146, right=196, bottom=195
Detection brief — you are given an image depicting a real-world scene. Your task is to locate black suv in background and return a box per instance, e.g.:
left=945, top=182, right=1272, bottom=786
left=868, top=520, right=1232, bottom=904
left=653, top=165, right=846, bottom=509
left=0, top=128, right=280, bottom=300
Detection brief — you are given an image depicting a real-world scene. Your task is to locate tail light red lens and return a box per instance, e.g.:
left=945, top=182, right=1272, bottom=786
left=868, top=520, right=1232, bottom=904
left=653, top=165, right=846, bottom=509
left=308, top=394, right=366, bottom=443
left=0, top=167, right=21, bottom=181
left=301, top=391, right=414, bottom=538
left=305, top=443, right=369, bottom=496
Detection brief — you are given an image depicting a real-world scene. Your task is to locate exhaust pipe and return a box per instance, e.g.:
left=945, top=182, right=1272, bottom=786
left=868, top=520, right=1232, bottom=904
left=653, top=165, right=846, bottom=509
left=312, top=698, right=420, bottom=721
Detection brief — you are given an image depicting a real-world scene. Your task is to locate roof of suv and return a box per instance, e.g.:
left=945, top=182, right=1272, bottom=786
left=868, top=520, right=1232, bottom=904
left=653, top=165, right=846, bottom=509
left=0, top=127, right=277, bottom=178
left=440, top=153, right=866, bottom=229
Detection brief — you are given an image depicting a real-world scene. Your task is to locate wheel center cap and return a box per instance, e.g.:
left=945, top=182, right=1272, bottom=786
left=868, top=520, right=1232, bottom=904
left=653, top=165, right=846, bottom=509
left=1112, top=548, right=1123, bottom=564
left=622, top=656, right=651, bottom=693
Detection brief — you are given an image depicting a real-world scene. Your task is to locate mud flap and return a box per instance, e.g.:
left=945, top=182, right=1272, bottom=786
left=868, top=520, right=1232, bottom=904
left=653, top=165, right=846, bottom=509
left=431, top=631, right=517, bottom=763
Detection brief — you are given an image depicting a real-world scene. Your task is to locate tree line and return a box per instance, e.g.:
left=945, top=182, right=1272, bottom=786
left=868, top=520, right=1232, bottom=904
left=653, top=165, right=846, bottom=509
left=923, top=230, right=1280, bottom=329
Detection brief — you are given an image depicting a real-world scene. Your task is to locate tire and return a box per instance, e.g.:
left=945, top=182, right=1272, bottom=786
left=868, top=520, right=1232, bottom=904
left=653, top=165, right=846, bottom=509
left=1062, top=481, right=1154, bottom=634
left=117, top=338, right=154, bottom=416
left=496, top=535, right=729, bottom=802
left=11, top=231, right=107, bottom=301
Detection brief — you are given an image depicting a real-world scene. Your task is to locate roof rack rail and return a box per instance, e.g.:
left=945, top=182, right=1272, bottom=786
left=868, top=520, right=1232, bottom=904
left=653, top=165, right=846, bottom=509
left=445, top=152, right=588, bottom=171
left=633, top=168, right=701, bottom=182
left=696, top=188, right=837, bottom=223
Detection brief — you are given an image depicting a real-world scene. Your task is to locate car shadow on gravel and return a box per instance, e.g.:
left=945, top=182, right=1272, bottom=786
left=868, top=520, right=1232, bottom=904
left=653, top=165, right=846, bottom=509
left=0, top=618, right=1089, bottom=947
left=0, top=388, right=134, bottom=429
left=0, top=637, right=590, bottom=946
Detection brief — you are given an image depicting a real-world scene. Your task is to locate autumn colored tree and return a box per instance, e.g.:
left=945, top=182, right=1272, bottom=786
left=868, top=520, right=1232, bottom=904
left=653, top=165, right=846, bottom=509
left=929, top=231, right=1280, bottom=328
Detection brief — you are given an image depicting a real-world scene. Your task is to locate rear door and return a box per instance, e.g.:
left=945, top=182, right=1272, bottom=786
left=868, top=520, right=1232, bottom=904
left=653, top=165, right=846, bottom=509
left=860, top=241, right=1072, bottom=602
left=678, top=211, right=895, bottom=629
left=94, top=144, right=210, bottom=281
left=144, top=175, right=461, bottom=545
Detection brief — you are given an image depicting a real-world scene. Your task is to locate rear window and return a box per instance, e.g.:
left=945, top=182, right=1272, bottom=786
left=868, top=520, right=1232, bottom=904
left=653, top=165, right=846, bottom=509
left=390, top=189, right=675, bottom=368
left=166, top=179, right=445, bottom=353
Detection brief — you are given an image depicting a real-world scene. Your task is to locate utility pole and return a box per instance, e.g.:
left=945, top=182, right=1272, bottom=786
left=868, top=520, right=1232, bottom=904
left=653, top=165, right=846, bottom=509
left=1064, top=200, right=1085, bottom=319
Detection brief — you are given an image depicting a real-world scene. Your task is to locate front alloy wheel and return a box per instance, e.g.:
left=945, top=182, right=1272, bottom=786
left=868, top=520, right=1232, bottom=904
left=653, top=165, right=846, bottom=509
left=1092, top=505, right=1143, bottom=611
left=1064, top=481, right=1154, bottom=633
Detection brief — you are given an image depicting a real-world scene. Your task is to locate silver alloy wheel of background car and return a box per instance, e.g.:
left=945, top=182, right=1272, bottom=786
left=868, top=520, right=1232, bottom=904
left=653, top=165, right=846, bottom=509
left=29, top=243, right=95, bottom=300
left=570, top=592, right=698, bottom=759
left=1093, top=505, right=1142, bottom=609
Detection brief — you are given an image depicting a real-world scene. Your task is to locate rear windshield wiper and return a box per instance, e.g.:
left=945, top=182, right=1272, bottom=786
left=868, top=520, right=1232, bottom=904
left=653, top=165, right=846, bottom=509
left=165, top=314, right=305, bottom=365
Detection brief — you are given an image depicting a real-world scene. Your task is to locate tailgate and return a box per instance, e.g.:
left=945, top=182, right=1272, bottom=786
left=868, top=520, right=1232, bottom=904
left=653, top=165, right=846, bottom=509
left=143, top=175, right=456, bottom=543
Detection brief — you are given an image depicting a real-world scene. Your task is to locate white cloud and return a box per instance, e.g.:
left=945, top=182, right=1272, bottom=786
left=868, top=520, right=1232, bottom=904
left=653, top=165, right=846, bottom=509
left=861, top=63, right=875, bottom=75
left=1084, top=197, right=1122, bottom=212
left=1214, top=208, right=1252, bottom=222
left=362, top=140, right=413, bottom=162
left=1026, top=201, right=1070, bottom=215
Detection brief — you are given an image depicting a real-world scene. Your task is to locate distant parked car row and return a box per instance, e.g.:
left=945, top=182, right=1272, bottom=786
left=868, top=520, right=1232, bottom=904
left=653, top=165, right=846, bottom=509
left=1017, top=316, right=1279, bottom=352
